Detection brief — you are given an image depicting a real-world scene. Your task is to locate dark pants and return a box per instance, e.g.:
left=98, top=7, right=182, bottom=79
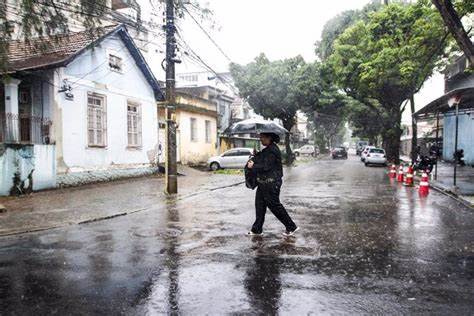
left=251, top=181, right=297, bottom=234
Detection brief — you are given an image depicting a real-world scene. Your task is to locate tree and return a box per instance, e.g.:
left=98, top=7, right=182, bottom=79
left=315, top=0, right=382, bottom=61
left=230, top=54, right=321, bottom=163
left=346, top=99, right=384, bottom=145
left=329, top=2, right=449, bottom=162
left=315, top=0, right=386, bottom=147
left=431, top=0, right=474, bottom=65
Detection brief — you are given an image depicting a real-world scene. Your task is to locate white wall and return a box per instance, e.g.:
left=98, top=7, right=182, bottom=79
left=402, top=72, right=445, bottom=124
left=59, top=34, right=159, bottom=172
left=0, top=145, right=56, bottom=195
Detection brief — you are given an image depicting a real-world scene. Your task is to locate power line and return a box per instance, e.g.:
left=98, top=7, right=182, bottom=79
left=175, top=29, right=238, bottom=94
left=5, top=0, right=166, bottom=40
left=182, top=6, right=232, bottom=63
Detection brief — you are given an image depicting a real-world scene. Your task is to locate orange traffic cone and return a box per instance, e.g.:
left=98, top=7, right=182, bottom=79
left=389, top=164, right=397, bottom=178
left=397, top=165, right=404, bottom=182
left=404, top=165, right=414, bottom=187
left=418, top=171, right=430, bottom=196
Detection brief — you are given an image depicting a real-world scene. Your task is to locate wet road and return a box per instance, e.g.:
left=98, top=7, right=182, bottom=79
left=1, top=155, right=474, bottom=315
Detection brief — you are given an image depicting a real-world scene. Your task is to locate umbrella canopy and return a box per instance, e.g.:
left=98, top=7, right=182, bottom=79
left=228, top=118, right=289, bottom=135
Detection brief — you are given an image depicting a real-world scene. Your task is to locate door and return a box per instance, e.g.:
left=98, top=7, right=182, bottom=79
left=234, top=149, right=252, bottom=169
left=220, top=149, right=238, bottom=168
left=18, top=87, right=32, bottom=142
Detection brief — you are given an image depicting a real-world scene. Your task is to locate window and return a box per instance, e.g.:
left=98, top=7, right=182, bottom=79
left=219, top=105, right=226, bottom=115
left=179, top=74, right=198, bottom=82
left=237, top=150, right=252, bottom=156
left=109, top=54, right=123, bottom=72
left=369, top=149, right=385, bottom=154
left=222, top=150, right=237, bottom=157
left=205, top=120, right=211, bottom=143
left=87, top=93, right=107, bottom=147
left=190, top=118, right=197, bottom=141
left=127, top=102, right=142, bottom=147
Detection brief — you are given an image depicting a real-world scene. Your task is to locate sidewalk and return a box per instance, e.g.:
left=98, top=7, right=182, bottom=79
left=0, top=165, right=244, bottom=236
left=400, top=155, right=474, bottom=208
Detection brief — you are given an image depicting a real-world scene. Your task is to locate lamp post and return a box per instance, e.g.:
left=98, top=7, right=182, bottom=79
left=448, top=95, right=461, bottom=188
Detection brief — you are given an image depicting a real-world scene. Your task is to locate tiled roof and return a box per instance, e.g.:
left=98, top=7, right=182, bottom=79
left=3, top=25, right=119, bottom=72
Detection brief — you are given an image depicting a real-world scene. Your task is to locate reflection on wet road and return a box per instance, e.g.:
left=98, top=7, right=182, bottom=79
left=1, top=156, right=474, bottom=314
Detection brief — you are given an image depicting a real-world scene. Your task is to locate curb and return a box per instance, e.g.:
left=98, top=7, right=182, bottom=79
left=396, top=158, right=473, bottom=210
left=0, top=180, right=246, bottom=238
left=428, top=182, right=474, bottom=209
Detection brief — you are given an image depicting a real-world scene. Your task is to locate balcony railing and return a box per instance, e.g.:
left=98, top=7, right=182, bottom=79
left=0, top=113, right=52, bottom=144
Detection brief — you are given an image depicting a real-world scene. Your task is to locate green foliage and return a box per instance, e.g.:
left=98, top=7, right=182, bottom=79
left=328, top=1, right=449, bottom=160
left=230, top=54, right=325, bottom=162
left=331, top=2, right=447, bottom=105
left=315, top=0, right=382, bottom=61
left=230, top=54, right=311, bottom=128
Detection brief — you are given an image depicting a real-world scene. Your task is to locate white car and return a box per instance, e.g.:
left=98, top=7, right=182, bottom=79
left=294, top=145, right=318, bottom=157
left=360, top=146, right=376, bottom=162
left=207, top=148, right=253, bottom=171
left=364, top=148, right=387, bottom=166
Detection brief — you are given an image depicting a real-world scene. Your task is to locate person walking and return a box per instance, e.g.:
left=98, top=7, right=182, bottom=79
left=246, top=133, right=298, bottom=237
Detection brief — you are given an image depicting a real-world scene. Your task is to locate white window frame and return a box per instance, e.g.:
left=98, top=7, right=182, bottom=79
left=205, top=120, right=211, bottom=143
left=190, top=117, right=198, bottom=142
left=87, top=93, right=107, bottom=147
left=127, top=102, right=142, bottom=148
left=109, top=54, right=123, bottom=73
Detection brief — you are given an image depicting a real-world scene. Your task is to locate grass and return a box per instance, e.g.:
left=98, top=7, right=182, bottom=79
left=213, top=169, right=244, bottom=175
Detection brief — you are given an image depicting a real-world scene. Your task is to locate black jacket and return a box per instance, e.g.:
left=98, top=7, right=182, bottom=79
left=252, top=143, right=283, bottom=182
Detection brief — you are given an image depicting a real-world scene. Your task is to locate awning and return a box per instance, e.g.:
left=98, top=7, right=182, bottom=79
left=415, top=87, right=474, bottom=119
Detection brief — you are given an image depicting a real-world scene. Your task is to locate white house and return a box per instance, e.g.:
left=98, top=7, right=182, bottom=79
left=0, top=25, right=164, bottom=194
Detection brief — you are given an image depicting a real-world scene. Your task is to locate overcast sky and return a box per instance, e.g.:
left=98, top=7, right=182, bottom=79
left=143, top=0, right=372, bottom=74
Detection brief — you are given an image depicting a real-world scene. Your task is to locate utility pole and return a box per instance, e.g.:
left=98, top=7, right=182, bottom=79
left=165, top=0, right=178, bottom=194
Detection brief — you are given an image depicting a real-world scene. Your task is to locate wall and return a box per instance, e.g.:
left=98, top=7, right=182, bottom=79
left=178, top=111, right=217, bottom=165
left=402, top=73, right=445, bottom=125
left=443, top=111, right=474, bottom=165
left=60, top=34, right=159, bottom=174
left=0, top=144, right=56, bottom=196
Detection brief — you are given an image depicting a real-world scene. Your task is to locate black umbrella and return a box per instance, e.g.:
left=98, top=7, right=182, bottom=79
left=228, top=118, right=289, bottom=136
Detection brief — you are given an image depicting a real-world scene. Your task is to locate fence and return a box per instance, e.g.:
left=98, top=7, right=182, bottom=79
left=0, top=113, right=52, bottom=144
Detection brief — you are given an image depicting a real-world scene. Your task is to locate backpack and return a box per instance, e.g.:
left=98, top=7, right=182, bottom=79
left=244, top=163, right=257, bottom=190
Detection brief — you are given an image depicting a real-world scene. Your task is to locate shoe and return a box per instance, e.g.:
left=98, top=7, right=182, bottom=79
left=247, top=231, right=263, bottom=236
left=282, top=227, right=299, bottom=237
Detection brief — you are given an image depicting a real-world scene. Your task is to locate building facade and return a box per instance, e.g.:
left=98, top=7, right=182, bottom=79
left=415, top=55, right=474, bottom=166
left=158, top=92, right=218, bottom=166
left=0, top=25, right=164, bottom=195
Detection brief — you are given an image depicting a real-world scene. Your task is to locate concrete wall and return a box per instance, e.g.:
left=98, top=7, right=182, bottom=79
left=59, top=34, right=159, bottom=174
left=443, top=111, right=474, bottom=165
left=0, top=144, right=56, bottom=196
left=178, top=111, right=217, bottom=165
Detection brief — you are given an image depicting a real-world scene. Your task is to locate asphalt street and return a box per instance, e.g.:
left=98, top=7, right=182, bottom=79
left=1, top=155, right=473, bottom=315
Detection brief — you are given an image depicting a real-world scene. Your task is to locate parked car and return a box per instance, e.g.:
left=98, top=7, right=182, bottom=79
left=207, top=148, right=253, bottom=171
left=294, top=145, right=318, bottom=157
left=356, top=140, right=369, bottom=155
left=332, top=146, right=348, bottom=159
left=364, top=148, right=387, bottom=166
left=360, top=146, right=376, bottom=162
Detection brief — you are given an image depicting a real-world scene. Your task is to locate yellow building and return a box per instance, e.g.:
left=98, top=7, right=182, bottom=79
left=158, top=92, right=218, bottom=165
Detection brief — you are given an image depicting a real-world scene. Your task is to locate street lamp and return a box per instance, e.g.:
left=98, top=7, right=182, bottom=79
left=448, top=94, right=461, bottom=188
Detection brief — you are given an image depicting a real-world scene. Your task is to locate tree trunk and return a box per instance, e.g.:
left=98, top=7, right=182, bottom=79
left=382, top=108, right=402, bottom=164
left=410, top=95, right=418, bottom=163
left=432, top=0, right=474, bottom=65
